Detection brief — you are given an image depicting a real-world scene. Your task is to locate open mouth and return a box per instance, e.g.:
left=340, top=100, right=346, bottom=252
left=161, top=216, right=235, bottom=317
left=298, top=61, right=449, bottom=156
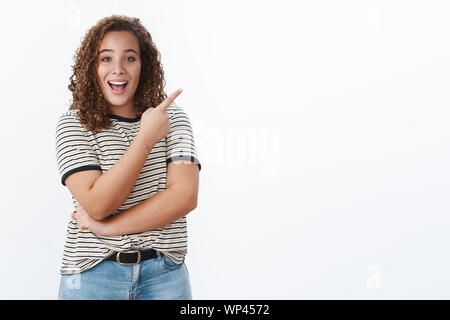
left=108, top=81, right=128, bottom=95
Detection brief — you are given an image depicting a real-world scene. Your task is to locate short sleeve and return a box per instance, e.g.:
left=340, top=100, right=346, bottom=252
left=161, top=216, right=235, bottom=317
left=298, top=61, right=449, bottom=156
left=165, top=104, right=201, bottom=171
left=55, top=112, right=102, bottom=186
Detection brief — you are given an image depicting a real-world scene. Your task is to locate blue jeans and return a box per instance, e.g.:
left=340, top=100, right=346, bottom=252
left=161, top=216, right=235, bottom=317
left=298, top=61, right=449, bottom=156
left=58, top=251, right=192, bottom=300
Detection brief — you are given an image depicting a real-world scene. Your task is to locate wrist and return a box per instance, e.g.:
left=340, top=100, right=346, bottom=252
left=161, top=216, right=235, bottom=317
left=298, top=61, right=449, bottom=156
left=94, top=218, right=111, bottom=237
left=135, top=132, right=155, bottom=155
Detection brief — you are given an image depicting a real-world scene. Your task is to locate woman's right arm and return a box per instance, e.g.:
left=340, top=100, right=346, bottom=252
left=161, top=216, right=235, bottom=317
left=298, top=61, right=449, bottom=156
left=65, top=132, right=152, bottom=221
left=64, top=89, right=183, bottom=221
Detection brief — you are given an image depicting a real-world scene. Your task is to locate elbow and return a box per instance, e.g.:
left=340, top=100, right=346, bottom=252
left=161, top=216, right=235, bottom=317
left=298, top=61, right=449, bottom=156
left=87, top=202, right=111, bottom=221
left=74, top=204, right=106, bottom=221
left=189, top=200, right=197, bottom=212
left=188, top=193, right=198, bottom=212
left=175, top=188, right=197, bottom=213
left=90, top=211, right=108, bottom=221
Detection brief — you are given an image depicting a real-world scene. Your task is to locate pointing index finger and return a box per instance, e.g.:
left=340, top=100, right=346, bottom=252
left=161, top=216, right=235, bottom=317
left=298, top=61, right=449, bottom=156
left=158, top=89, right=183, bottom=111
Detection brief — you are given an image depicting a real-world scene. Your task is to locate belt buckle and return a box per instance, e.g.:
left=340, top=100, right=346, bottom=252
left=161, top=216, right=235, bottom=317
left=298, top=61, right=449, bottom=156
left=116, top=250, right=141, bottom=265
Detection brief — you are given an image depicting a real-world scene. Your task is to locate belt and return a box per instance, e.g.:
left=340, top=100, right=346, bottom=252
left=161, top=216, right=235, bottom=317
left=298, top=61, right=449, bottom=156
left=107, top=249, right=157, bottom=265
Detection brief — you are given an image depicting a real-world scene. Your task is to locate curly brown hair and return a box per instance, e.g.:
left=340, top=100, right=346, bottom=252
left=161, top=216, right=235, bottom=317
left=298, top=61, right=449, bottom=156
left=68, top=15, right=168, bottom=133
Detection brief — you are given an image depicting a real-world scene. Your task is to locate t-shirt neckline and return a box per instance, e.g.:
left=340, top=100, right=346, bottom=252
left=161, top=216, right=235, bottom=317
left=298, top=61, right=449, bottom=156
left=108, top=113, right=141, bottom=123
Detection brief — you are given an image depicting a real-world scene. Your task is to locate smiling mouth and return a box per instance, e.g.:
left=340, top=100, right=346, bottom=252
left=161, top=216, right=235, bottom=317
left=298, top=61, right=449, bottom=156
left=108, top=81, right=128, bottom=95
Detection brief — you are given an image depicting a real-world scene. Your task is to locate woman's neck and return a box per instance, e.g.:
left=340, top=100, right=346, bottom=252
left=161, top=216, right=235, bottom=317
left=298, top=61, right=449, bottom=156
left=109, top=104, right=137, bottom=119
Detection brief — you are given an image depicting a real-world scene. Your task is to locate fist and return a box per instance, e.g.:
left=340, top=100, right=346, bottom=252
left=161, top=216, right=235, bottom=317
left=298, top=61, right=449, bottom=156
left=138, top=89, right=182, bottom=148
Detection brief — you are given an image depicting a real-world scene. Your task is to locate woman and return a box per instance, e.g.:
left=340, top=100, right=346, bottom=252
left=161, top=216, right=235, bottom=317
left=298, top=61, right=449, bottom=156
left=55, top=15, right=201, bottom=300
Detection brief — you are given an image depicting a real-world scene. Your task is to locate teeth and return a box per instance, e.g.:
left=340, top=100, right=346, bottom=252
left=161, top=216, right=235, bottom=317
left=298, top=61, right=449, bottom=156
left=108, top=81, right=127, bottom=85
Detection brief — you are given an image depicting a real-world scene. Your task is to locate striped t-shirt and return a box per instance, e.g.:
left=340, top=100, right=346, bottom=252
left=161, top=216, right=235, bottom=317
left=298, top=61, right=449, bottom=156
left=55, top=104, right=201, bottom=275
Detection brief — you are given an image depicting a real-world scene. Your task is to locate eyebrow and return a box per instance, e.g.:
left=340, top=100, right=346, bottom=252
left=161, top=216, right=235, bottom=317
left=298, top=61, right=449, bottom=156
left=99, top=49, right=139, bottom=55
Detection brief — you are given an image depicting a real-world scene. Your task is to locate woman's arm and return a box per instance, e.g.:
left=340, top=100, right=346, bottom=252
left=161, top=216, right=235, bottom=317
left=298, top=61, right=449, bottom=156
left=66, top=133, right=153, bottom=221
left=73, top=161, right=199, bottom=236
left=65, top=90, right=182, bottom=221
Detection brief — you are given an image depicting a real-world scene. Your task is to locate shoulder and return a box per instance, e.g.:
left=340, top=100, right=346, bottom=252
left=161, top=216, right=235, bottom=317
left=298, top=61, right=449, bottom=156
left=56, top=109, right=82, bottom=127
left=165, top=103, right=191, bottom=121
left=55, top=109, right=87, bottom=138
left=166, top=102, right=180, bottom=118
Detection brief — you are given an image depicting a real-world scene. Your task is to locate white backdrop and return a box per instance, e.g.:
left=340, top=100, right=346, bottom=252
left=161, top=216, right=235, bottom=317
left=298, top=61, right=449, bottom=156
left=0, top=0, right=449, bottom=299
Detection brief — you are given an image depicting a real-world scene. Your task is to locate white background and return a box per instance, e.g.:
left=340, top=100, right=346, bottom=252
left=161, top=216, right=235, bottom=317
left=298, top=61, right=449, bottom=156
left=0, top=0, right=449, bottom=299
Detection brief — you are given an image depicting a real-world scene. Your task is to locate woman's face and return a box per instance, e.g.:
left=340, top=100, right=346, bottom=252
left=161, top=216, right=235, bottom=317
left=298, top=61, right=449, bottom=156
left=97, top=31, right=141, bottom=116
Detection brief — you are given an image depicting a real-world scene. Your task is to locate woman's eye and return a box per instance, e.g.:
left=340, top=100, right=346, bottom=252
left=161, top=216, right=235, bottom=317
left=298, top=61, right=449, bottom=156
left=100, top=57, right=135, bottom=62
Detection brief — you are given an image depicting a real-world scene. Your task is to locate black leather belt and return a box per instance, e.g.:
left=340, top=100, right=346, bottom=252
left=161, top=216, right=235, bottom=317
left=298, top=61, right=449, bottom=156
left=107, top=249, right=157, bottom=265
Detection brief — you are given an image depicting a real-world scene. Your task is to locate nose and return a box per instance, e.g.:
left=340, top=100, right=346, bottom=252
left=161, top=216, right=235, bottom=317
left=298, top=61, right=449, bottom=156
left=112, top=59, right=126, bottom=75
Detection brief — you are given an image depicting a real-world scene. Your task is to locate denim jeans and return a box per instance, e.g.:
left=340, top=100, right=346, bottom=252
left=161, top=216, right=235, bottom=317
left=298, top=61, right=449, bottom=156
left=58, top=251, right=192, bottom=300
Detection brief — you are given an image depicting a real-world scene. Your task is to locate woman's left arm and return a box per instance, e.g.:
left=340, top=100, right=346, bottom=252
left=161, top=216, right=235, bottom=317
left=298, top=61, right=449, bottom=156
left=73, top=161, right=199, bottom=236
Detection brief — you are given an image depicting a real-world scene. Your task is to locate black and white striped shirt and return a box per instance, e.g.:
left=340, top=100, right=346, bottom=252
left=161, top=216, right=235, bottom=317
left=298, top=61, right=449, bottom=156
left=55, top=104, right=201, bottom=274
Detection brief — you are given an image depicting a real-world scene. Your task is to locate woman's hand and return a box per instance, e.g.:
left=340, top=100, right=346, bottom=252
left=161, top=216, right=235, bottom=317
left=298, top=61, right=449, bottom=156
left=72, top=206, right=106, bottom=236
left=138, top=89, right=182, bottom=149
